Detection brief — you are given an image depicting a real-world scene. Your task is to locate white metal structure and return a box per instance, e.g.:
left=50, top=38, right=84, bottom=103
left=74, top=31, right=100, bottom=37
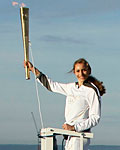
left=40, top=127, right=93, bottom=150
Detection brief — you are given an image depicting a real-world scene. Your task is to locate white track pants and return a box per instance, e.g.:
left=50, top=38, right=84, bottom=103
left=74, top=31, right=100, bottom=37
left=65, top=137, right=90, bottom=150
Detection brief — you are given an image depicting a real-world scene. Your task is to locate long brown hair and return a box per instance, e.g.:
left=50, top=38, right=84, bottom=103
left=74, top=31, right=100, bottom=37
left=85, top=76, right=106, bottom=96
left=70, top=58, right=106, bottom=96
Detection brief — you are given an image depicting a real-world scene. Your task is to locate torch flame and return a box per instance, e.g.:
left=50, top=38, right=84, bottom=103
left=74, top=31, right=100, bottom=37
left=12, top=1, right=19, bottom=6
left=20, top=3, right=26, bottom=7
left=12, top=1, right=26, bottom=7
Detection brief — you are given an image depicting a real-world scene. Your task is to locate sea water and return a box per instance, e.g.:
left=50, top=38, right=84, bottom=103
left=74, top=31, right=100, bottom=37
left=0, top=145, right=120, bottom=150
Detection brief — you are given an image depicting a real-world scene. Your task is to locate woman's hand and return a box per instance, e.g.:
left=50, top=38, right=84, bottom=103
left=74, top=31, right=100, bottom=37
left=24, top=61, right=41, bottom=77
left=24, top=61, right=33, bottom=72
left=62, top=124, right=75, bottom=131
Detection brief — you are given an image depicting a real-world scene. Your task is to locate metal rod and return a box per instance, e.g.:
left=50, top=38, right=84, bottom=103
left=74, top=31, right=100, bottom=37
left=31, top=112, right=39, bottom=134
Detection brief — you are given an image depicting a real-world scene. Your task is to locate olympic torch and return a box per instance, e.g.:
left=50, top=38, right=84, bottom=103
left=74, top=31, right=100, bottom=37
left=20, top=7, right=30, bottom=80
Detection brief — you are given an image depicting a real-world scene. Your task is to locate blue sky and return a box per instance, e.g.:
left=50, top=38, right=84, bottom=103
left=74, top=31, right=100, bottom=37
left=0, top=0, right=120, bottom=146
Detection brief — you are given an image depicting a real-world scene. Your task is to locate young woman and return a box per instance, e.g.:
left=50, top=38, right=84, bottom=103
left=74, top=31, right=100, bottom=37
left=24, top=58, right=106, bottom=150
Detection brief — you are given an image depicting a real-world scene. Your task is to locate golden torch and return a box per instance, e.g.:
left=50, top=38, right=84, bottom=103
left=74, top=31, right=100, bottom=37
left=20, top=7, right=30, bottom=80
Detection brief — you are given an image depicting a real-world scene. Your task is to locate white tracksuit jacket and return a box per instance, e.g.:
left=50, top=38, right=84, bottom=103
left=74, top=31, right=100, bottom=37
left=37, top=72, right=101, bottom=150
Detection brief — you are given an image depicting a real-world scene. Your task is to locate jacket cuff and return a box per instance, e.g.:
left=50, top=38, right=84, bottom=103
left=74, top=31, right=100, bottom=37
left=74, top=123, right=81, bottom=132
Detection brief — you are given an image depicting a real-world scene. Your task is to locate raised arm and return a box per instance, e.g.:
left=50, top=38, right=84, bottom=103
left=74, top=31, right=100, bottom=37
left=24, top=61, right=69, bottom=96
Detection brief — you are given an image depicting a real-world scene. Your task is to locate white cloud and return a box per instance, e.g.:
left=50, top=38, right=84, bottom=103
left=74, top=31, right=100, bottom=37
left=39, top=35, right=89, bottom=45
